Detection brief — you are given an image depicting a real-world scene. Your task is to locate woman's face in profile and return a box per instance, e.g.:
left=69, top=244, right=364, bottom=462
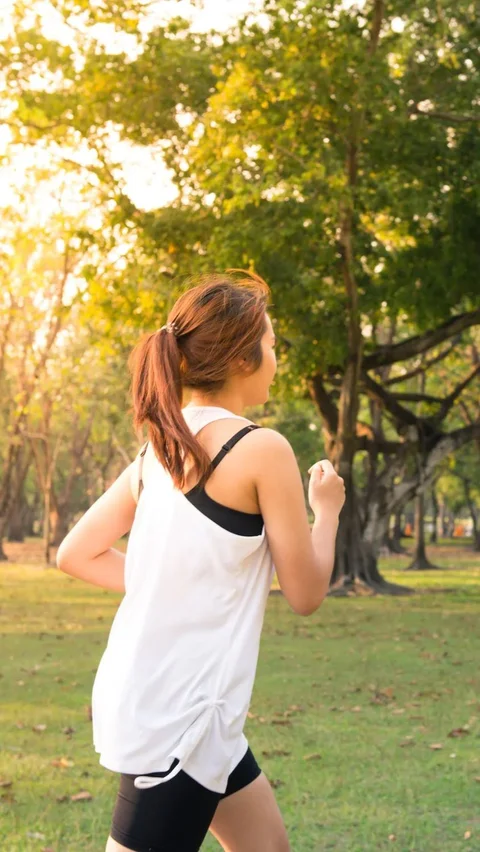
left=248, top=312, right=277, bottom=404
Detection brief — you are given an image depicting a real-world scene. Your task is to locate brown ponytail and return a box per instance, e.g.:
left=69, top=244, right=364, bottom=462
left=128, top=270, right=270, bottom=491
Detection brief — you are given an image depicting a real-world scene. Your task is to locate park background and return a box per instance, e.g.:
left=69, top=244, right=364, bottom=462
left=0, top=0, right=479, bottom=849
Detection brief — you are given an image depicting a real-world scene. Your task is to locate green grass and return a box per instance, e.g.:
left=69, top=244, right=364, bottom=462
left=1, top=543, right=479, bottom=852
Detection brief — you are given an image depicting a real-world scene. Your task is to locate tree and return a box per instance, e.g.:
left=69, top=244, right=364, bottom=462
left=178, top=0, right=480, bottom=591
left=4, top=0, right=479, bottom=588
left=442, top=445, right=480, bottom=551
left=0, top=213, right=79, bottom=559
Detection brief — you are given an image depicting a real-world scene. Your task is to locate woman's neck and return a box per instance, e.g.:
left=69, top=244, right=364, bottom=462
left=185, top=394, right=245, bottom=416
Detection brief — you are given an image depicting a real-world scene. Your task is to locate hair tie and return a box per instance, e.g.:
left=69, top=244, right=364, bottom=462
left=159, top=321, right=178, bottom=336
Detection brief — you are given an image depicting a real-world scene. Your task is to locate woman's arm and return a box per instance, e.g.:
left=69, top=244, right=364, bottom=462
left=56, top=464, right=138, bottom=593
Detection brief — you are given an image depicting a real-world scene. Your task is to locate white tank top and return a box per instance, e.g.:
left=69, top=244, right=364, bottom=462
left=91, top=405, right=274, bottom=793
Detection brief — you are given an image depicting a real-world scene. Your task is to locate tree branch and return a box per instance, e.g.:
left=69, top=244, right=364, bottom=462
left=390, top=423, right=480, bottom=511
left=383, top=341, right=457, bottom=385
left=409, top=105, right=480, bottom=124
left=308, top=375, right=339, bottom=434
left=362, top=373, right=423, bottom=430
left=392, top=392, right=444, bottom=404
left=356, top=435, right=402, bottom=453
left=363, top=310, right=480, bottom=370
left=368, top=0, right=384, bottom=55
left=430, top=364, right=480, bottom=424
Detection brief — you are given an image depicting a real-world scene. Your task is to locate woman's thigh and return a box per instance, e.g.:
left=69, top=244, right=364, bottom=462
left=105, top=836, right=136, bottom=852
left=108, top=767, right=220, bottom=852
left=208, top=772, right=290, bottom=852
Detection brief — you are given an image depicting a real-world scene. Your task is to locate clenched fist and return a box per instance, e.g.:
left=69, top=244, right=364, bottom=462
left=307, top=459, right=345, bottom=517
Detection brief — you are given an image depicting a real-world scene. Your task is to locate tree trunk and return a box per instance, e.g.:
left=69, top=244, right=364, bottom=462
left=461, top=477, right=480, bottom=552
left=0, top=444, right=34, bottom=558
left=23, top=499, right=37, bottom=537
left=386, top=509, right=406, bottom=553
left=43, top=475, right=52, bottom=566
left=50, top=504, right=71, bottom=547
left=430, top=485, right=439, bottom=544
left=446, top=511, right=455, bottom=538
left=0, top=516, right=9, bottom=560
left=330, top=483, right=411, bottom=595
left=439, top=500, right=448, bottom=537
left=7, top=499, right=27, bottom=542
left=0, top=273, right=68, bottom=562
left=407, top=492, right=440, bottom=570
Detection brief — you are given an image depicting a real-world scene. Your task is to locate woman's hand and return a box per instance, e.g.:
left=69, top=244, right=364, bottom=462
left=307, top=459, right=345, bottom=518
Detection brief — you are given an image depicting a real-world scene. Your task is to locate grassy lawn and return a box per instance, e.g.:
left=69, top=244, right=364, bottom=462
left=1, top=541, right=479, bottom=852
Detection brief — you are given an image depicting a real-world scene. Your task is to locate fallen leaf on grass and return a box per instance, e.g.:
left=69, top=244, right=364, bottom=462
left=269, top=779, right=284, bottom=789
left=0, top=779, right=12, bottom=788
left=371, top=687, right=395, bottom=705
left=51, top=757, right=74, bottom=768
left=448, top=727, right=470, bottom=738
left=429, top=743, right=443, bottom=750
left=399, top=739, right=415, bottom=748
left=391, top=709, right=405, bottom=715
left=270, top=719, right=292, bottom=727
left=303, top=753, right=322, bottom=761
left=262, top=749, right=291, bottom=758
left=1, top=791, right=16, bottom=804
left=70, top=790, right=93, bottom=802
left=32, top=724, right=47, bottom=733
left=351, top=706, right=362, bottom=712
left=388, top=835, right=396, bottom=842
left=464, top=830, right=472, bottom=840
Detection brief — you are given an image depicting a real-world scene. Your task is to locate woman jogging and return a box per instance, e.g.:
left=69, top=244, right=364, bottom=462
left=56, top=271, right=345, bottom=852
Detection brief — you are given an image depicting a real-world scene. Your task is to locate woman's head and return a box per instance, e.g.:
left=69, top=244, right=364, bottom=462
left=128, top=270, right=276, bottom=490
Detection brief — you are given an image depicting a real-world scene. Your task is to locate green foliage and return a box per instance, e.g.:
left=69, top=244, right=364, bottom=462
left=5, top=0, right=479, bottom=377
left=2, top=0, right=479, bottom=552
left=437, top=442, right=480, bottom=515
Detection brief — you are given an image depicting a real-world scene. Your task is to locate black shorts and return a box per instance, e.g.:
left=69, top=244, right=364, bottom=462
left=109, top=745, right=262, bottom=852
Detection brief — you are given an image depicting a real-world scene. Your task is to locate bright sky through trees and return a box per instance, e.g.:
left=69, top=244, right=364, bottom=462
left=0, top=0, right=265, bottom=216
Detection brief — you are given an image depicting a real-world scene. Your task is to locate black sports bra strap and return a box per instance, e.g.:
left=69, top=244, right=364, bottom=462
left=137, top=425, right=262, bottom=496
left=209, top=424, right=262, bottom=472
